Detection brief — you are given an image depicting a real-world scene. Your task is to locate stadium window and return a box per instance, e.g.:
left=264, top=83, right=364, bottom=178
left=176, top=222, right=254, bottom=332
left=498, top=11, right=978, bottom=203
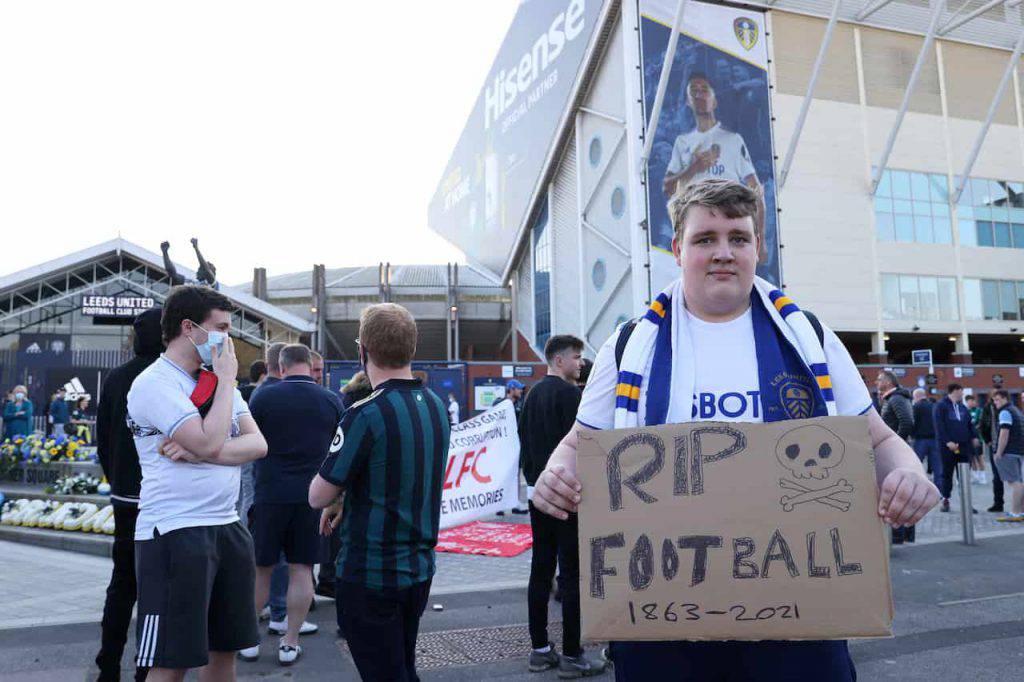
left=963, top=279, right=983, bottom=320
left=899, top=275, right=920, bottom=319
left=918, top=277, right=939, bottom=320
left=937, top=278, right=958, bottom=321
left=981, top=280, right=1001, bottom=320
left=891, top=171, right=911, bottom=199
left=977, top=221, right=995, bottom=247
left=994, top=222, right=1012, bottom=248
left=959, top=219, right=977, bottom=246
left=1017, top=282, right=1024, bottom=319
left=876, top=213, right=895, bottom=242
left=959, top=175, right=1024, bottom=250
left=874, top=170, right=954, bottom=247
left=532, top=198, right=552, bottom=348
left=894, top=215, right=914, bottom=243
left=1001, top=280, right=1018, bottom=320
left=881, top=274, right=960, bottom=321
left=1013, top=224, right=1024, bottom=249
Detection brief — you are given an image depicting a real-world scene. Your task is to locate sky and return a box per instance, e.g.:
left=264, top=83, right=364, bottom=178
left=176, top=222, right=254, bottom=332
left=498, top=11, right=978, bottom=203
left=0, top=1, right=520, bottom=285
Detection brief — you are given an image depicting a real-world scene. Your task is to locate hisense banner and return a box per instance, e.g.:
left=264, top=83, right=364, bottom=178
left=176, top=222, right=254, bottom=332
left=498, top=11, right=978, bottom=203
left=428, top=0, right=605, bottom=277
left=440, top=399, right=521, bottom=529
left=640, top=0, right=781, bottom=290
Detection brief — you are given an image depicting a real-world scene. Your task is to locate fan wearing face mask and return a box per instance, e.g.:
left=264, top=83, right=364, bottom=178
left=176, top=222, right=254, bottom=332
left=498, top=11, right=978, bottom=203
left=125, top=285, right=267, bottom=679
left=3, top=384, right=34, bottom=439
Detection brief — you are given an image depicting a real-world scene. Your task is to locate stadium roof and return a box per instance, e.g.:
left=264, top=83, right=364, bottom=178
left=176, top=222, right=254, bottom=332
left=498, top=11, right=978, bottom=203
left=246, top=263, right=504, bottom=299
left=0, top=238, right=314, bottom=334
left=761, top=0, right=1024, bottom=52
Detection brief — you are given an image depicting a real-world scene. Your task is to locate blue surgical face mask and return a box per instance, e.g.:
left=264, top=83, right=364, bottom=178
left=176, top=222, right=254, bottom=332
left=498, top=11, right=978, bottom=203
left=187, top=321, right=226, bottom=366
left=14, top=392, right=25, bottom=401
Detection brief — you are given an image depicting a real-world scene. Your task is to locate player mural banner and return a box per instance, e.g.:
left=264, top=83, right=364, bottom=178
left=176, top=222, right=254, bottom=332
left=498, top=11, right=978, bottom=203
left=577, top=417, right=893, bottom=641
left=440, top=400, right=521, bottom=530
left=640, top=0, right=781, bottom=290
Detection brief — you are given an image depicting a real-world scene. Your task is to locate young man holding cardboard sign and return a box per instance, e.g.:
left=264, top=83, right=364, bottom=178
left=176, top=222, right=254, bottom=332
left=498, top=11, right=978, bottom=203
left=531, top=179, right=940, bottom=680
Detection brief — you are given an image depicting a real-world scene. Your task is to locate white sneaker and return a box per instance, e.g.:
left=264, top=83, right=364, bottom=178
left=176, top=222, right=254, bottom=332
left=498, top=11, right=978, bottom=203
left=238, top=644, right=260, bottom=662
left=268, top=618, right=319, bottom=636
left=258, top=606, right=271, bottom=621
left=278, top=643, right=302, bottom=666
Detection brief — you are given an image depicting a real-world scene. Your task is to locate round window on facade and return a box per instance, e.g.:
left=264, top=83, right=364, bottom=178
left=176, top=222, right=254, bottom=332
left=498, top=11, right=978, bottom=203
left=592, top=259, right=607, bottom=292
left=610, top=186, right=626, bottom=219
left=589, top=136, right=602, bottom=168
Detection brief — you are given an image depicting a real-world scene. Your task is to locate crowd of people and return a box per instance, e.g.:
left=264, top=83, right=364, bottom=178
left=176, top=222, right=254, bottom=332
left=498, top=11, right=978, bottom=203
left=90, top=285, right=450, bottom=681
left=44, top=178, right=1017, bottom=681
left=876, top=370, right=1024, bottom=531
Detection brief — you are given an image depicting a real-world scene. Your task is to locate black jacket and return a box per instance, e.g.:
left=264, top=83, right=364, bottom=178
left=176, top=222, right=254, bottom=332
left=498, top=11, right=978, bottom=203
left=518, top=375, right=581, bottom=486
left=96, top=309, right=163, bottom=507
left=911, top=399, right=936, bottom=440
left=880, top=387, right=914, bottom=441
left=979, top=399, right=999, bottom=445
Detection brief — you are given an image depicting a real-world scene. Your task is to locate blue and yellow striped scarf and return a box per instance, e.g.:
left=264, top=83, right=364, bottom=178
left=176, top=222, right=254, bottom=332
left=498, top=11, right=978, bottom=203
left=613, top=277, right=837, bottom=429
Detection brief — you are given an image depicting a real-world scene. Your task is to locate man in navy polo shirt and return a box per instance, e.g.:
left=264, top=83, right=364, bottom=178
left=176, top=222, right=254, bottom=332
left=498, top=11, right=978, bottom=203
left=246, top=343, right=344, bottom=666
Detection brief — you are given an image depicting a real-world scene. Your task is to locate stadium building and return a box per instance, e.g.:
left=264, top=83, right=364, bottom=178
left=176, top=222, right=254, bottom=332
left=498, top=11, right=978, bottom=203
left=0, top=238, right=313, bottom=429
left=429, top=0, right=1024, bottom=398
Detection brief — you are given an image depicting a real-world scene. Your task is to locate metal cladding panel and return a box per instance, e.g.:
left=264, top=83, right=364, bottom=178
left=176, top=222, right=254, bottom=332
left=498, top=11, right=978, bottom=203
left=551, top=137, right=581, bottom=337
left=860, top=25, right=943, bottom=115
left=762, top=1, right=1024, bottom=53
left=772, top=14, right=860, bottom=104
left=428, top=0, right=609, bottom=278
left=942, top=40, right=1018, bottom=125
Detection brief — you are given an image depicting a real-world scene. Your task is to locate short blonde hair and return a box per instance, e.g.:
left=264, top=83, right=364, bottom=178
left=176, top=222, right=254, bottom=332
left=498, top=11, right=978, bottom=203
left=668, top=178, right=758, bottom=240
left=358, top=303, right=417, bottom=369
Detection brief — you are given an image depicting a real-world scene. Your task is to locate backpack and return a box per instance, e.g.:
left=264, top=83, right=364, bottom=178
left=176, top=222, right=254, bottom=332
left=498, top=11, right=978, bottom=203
left=614, top=310, right=826, bottom=369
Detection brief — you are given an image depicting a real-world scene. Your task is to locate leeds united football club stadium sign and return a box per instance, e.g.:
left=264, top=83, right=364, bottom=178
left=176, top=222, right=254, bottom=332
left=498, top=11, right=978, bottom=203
left=81, top=295, right=155, bottom=318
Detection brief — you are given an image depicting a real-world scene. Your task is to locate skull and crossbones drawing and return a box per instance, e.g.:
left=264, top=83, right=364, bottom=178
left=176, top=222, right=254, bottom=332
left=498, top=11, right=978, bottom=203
left=775, top=424, right=853, bottom=512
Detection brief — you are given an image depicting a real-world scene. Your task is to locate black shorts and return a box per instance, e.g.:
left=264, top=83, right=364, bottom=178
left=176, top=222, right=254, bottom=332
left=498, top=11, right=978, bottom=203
left=134, top=521, right=258, bottom=670
left=251, top=502, right=321, bottom=566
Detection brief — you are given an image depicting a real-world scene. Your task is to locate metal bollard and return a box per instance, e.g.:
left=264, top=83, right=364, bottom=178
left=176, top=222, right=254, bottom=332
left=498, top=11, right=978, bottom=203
left=956, top=461, right=976, bottom=546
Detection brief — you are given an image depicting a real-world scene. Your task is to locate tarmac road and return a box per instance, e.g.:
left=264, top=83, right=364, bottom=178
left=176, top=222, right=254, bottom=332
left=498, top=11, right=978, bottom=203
left=1, top=534, right=1022, bottom=680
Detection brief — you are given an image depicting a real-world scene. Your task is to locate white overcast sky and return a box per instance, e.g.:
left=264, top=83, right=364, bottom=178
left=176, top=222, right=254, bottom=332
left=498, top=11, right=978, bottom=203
left=0, top=1, right=520, bottom=285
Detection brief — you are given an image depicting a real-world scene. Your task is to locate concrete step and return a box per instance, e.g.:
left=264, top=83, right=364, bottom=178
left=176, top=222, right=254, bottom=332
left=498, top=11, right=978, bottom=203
left=0, top=525, right=112, bottom=558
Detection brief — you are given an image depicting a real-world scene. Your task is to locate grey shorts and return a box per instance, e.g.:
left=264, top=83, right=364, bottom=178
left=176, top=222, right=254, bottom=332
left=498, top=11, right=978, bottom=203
left=996, top=453, right=1024, bottom=484
left=135, top=521, right=258, bottom=669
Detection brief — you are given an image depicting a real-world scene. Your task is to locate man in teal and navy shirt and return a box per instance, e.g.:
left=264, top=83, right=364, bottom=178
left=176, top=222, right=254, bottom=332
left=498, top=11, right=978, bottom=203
left=309, top=303, right=450, bottom=682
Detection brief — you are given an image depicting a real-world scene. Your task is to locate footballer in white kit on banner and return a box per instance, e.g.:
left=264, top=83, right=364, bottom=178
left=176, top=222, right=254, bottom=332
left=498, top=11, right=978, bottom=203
left=641, top=0, right=781, bottom=289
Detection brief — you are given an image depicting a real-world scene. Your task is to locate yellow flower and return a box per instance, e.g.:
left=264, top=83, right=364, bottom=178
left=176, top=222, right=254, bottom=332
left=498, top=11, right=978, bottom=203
left=49, top=448, right=59, bottom=455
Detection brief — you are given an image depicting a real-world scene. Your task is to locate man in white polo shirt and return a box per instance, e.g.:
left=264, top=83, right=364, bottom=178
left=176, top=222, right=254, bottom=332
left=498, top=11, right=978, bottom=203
left=532, top=180, right=939, bottom=681
left=127, top=285, right=267, bottom=681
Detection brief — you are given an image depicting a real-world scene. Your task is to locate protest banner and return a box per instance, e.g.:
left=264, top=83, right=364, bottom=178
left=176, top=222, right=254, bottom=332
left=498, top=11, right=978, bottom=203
left=440, top=399, right=520, bottom=530
left=577, top=416, right=893, bottom=641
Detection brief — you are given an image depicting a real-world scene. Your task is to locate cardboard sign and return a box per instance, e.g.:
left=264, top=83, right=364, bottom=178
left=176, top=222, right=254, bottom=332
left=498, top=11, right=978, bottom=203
left=577, top=416, right=893, bottom=641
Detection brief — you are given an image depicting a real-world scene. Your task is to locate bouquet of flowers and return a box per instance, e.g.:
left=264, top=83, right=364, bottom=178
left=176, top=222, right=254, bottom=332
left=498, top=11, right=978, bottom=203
left=1, top=434, right=93, bottom=465
left=45, top=472, right=102, bottom=495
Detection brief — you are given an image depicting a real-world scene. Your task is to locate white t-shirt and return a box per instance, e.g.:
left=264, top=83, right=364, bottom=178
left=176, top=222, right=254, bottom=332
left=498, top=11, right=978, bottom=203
left=576, top=308, right=872, bottom=431
left=665, top=122, right=757, bottom=185
left=448, top=400, right=460, bottom=425
left=127, top=355, right=249, bottom=540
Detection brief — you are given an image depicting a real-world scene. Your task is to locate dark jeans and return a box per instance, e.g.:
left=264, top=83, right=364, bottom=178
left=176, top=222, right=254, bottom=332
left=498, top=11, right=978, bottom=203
left=318, top=525, right=342, bottom=589
left=95, top=505, right=148, bottom=682
left=337, top=579, right=431, bottom=682
left=939, top=441, right=974, bottom=499
left=989, top=448, right=1005, bottom=507
left=608, top=640, right=855, bottom=681
left=528, top=501, right=582, bottom=658
left=912, top=437, right=942, bottom=488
